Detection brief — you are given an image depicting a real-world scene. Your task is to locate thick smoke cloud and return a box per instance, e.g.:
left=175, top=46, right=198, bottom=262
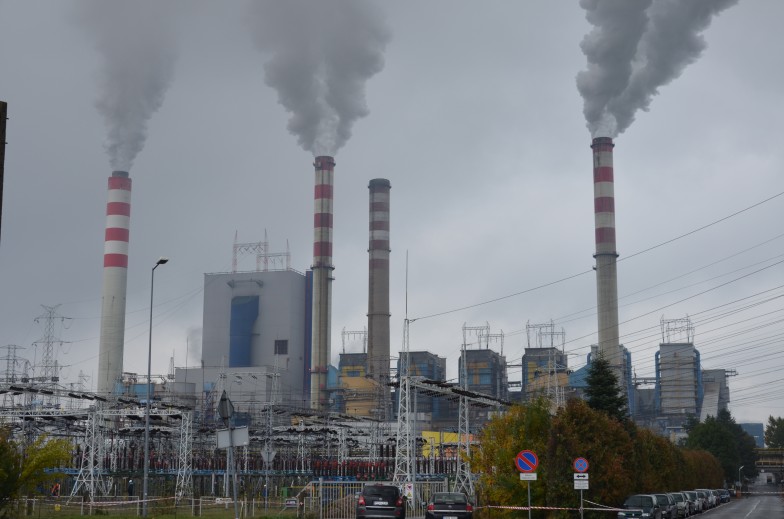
left=77, top=1, right=179, bottom=171
left=248, top=1, right=390, bottom=157
left=578, top=0, right=737, bottom=138
left=577, top=0, right=652, bottom=138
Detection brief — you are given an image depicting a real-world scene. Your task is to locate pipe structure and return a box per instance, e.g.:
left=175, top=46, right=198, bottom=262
left=591, top=137, right=624, bottom=380
left=97, top=171, right=132, bottom=396
left=310, top=156, right=335, bottom=410
left=367, top=179, right=391, bottom=391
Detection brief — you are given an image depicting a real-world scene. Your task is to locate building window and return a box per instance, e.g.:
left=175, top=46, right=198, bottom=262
left=274, top=340, right=288, bottom=355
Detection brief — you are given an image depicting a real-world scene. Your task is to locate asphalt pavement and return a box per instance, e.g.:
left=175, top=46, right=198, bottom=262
left=701, top=485, right=782, bottom=519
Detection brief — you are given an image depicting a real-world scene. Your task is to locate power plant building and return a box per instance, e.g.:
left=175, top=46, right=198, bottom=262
left=701, top=368, right=730, bottom=421
left=655, top=342, right=702, bottom=420
left=395, top=351, right=450, bottom=430
left=459, top=348, right=507, bottom=427
left=175, top=269, right=311, bottom=408
left=335, top=352, right=383, bottom=418
left=522, top=347, right=569, bottom=402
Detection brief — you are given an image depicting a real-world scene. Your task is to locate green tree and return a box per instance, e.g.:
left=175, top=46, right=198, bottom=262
left=584, top=354, right=628, bottom=422
left=0, top=428, right=71, bottom=517
left=715, top=410, right=758, bottom=481
left=0, top=430, right=21, bottom=518
left=472, top=399, right=552, bottom=515
left=17, top=435, right=71, bottom=496
left=474, top=399, right=728, bottom=517
left=686, top=415, right=735, bottom=481
left=548, top=399, right=635, bottom=512
left=686, top=409, right=758, bottom=485
left=764, top=416, right=784, bottom=448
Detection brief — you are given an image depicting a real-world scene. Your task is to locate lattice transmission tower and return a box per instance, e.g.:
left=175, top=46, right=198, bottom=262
left=33, top=305, right=70, bottom=407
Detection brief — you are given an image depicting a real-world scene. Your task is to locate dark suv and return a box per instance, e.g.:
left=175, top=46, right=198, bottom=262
left=425, top=492, right=473, bottom=519
left=617, top=494, right=662, bottom=519
left=357, top=484, right=406, bottom=519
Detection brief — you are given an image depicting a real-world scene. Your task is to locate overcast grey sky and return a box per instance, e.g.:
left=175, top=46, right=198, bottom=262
left=1, top=1, right=782, bottom=424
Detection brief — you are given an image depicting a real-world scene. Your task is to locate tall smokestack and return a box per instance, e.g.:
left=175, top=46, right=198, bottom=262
left=591, top=137, right=623, bottom=378
left=311, top=156, right=335, bottom=410
left=367, top=179, right=391, bottom=389
left=97, top=171, right=132, bottom=396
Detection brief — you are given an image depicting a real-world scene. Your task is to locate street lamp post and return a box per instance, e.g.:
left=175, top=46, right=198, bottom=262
left=738, top=465, right=744, bottom=497
left=143, top=257, right=168, bottom=517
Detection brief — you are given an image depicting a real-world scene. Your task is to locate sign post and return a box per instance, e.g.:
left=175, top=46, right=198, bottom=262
left=573, top=457, right=589, bottom=519
left=515, top=450, right=539, bottom=519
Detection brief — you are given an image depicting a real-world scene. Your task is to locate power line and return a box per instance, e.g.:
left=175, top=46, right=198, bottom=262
left=411, top=190, right=784, bottom=321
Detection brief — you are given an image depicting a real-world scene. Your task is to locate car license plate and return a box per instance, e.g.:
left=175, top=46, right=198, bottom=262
left=373, top=501, right=388, bottom=506
left=444, top=516, right=458, bottom=519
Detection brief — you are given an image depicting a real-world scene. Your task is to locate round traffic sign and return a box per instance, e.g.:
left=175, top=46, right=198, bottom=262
left=515, top=450, right=539, bottom=473
left=573, top=457, right=589, bottom=473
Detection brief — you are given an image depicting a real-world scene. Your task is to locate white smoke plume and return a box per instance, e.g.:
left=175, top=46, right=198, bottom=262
left=578, top=0, right=737, bottom=138
left=577, top=0, right=652, bottom=138
left=77, top=1, right=179, bottom=171
left=248, top=1, right=390, bottom=156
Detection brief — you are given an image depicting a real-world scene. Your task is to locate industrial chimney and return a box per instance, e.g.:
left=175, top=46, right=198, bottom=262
left=591, top=137, right=624, bottom=382
left=311, top=156, right=335, bottom=410
left=367, top=179, right=391, bottom=391
left=97, top=171, right=132, bottom=396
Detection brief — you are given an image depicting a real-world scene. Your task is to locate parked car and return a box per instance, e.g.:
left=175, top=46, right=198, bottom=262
left=695, top=490, right=711, bottom=510
left=698, top=489, right=717, bottom=508
left=356, top=484, right=406, bottom=519
left=669, top=492, right=690, bottom=518
left=716, top=489, right=731, bottom=503
left=681, top=491, right=701, bottom=514
left=425, top=492, right=473, bottom=519
left=654, top=494, right=677, bottom=519
left=617, top=494, right=662, bottom=519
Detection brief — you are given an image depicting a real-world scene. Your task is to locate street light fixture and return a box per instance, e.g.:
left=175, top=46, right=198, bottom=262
left=143, top=257, right=168, bottom=517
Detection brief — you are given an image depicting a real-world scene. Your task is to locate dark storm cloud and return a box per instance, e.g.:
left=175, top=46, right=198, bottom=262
left=578, top=0, right=737, bottom=137
left=76, top=1, right=179, bottom=171
left=247, top=0, right=390, bottom=156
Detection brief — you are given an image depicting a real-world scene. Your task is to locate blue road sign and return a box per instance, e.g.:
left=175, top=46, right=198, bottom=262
left=573, top=457, right=589, bottom=473
left=516, top=450, right=539, bottom=473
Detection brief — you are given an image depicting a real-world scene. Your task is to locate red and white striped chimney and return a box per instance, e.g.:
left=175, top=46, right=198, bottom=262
left=311, top=156, right=335, bottom=410
left=97, top=171, right=132, bottom=396
left=367, top=178, right=391, bottom=389
left=591, top=137, right=623, bottom=376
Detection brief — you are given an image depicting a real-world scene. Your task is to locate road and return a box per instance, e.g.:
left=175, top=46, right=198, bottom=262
left=703, top=488, right=783, bottom=519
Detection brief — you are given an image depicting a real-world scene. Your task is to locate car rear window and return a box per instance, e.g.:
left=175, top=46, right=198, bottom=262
left=625, top=496, right=652, bottom=508
left=363, top=486, right=399, bottom=501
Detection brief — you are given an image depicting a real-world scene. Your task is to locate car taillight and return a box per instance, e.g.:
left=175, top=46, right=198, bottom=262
left=466, top=504, right=474, bottom=512
left=358, top=496, right=366, bottom=506
left=427, top=504, right=435, bottom=511
left=396, top=497, right=403, bottom=507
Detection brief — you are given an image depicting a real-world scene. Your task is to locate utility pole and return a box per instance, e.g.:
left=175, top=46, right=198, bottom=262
left=0, top=100, right=7, bottom=245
